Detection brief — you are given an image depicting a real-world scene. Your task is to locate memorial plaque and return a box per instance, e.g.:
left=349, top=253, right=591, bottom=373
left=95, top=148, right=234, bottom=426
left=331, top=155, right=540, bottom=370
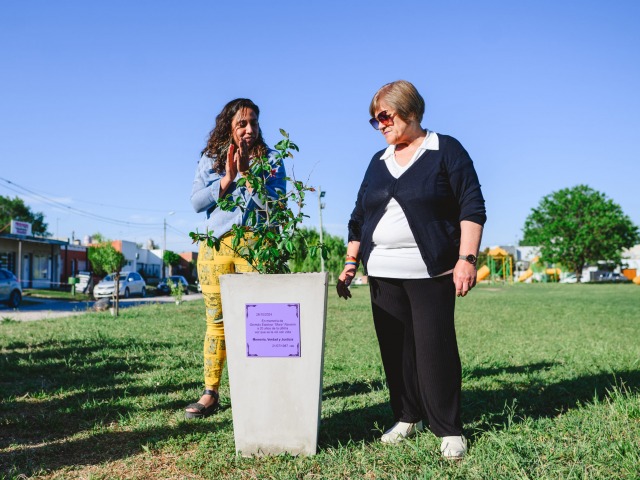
left=246, top=303, right=301, bottom=357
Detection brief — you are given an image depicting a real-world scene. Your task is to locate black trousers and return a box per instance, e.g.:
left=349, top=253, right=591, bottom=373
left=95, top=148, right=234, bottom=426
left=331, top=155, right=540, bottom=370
left=369, top=274, right=462, bottom=437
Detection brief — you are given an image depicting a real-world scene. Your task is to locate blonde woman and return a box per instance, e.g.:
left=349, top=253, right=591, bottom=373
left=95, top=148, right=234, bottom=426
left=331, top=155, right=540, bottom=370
left=337, top=81, right=486, bottom=459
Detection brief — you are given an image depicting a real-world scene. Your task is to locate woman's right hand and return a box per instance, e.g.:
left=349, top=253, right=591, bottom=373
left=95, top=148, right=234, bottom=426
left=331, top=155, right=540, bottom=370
left=336, top=265, right=356, bottom=299
left=226, top=144, right=239, bottom=180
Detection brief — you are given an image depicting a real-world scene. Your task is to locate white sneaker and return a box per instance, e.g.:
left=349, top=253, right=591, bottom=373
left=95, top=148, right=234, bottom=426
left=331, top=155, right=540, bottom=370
left=440, top=435, right=467, bottom=459
left=380, top=421, right=424, bottom=444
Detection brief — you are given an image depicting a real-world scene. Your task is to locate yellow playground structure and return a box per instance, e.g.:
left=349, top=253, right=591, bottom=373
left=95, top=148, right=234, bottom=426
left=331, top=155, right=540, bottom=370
left=517, top=256, right=562, bottom=282
left=476, top=250, right=640, bottom=285
left=476, top=247, right=513, bottom=283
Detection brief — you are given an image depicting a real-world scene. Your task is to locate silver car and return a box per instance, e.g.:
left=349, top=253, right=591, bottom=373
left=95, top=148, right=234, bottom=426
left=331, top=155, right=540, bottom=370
left=93, top=271, right=146, bottom=299
left=0, top=268, right=22, bottom=308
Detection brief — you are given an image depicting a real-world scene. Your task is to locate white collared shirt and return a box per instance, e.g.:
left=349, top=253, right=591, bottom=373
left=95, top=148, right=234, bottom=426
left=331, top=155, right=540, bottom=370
left=368, top=130, right=451, bottom=279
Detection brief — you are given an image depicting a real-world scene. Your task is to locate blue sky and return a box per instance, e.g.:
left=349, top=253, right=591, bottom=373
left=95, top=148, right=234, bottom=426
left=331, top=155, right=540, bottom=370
left=1, top=1, right=639, bottom=253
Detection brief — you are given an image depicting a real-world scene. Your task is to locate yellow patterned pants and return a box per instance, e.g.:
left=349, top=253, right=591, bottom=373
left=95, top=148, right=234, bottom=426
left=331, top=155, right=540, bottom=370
left=197, top=234, right=253, bottom=390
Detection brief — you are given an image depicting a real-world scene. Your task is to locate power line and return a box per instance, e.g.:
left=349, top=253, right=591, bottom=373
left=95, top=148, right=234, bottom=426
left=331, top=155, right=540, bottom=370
left=1, top=176, right=191, bottom=214
left=166, top=223, right=189, bottom=235
left=0, top=177, right=162, bottom=228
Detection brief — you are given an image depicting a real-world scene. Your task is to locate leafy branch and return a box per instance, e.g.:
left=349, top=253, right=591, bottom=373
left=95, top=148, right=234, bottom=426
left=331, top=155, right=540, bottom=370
left=189, top=129, right=324, bottom=274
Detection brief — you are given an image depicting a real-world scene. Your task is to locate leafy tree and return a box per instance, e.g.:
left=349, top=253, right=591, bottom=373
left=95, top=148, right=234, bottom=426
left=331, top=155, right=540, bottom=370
left=190, top=130, right=321, bottom=273
left=88, top=243, right=126, bottom=276
left=163, top=250, right=181, bottom=268
left=88, top=243, right=127, bottom=315
left=522, top=185, right=639, bottom=281
left=0, top=195, right=49, bottom=236
left=90, top=232, right=108, bottom=243
left=289, top=227, right=347, bottom=283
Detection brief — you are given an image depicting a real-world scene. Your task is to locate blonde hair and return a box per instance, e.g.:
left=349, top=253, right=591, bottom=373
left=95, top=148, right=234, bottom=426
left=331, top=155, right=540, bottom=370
left=369, top=80, right=425, bottom=123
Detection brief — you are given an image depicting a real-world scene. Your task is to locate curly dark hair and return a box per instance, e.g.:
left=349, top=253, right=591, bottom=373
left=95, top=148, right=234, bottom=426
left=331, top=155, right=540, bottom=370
left=202, top=98, right=269, bottom=174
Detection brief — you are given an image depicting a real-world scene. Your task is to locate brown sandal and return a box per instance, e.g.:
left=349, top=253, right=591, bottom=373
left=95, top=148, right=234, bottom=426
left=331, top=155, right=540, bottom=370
left=185, top=389, right=219, bottom=419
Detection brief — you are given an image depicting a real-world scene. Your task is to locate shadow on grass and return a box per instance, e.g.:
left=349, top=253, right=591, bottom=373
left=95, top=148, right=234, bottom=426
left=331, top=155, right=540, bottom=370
left=318, top=362, right=640, bottom=449
left=0, top=336, right=229, bottom=477
left=0, top=338, right=204, bottom=449
left=322, top=379, right=386, bottom=400
left=465, top=360, right=556, bottom=378
left=0, top=420, right=232, bottom=478
left=463, top=366, right=640, bottom=439
left=319, top=402, right=392, bottom=447
left=4, top=334, right=639, bottom=474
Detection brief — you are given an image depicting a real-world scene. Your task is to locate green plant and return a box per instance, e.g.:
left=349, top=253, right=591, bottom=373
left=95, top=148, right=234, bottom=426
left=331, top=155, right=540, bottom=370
left=289, top=226, right=348, bottom=282
left=189, top=129, right=324, bottom=273
left=0, top=195, right=50, bottom=236
left=169, top=278, right=183, bottom=303
left=163, top=250, right=181, bottom=268
left=88, top=243, right=127, bottom=315
left=88, top=243, right=126, bottom=277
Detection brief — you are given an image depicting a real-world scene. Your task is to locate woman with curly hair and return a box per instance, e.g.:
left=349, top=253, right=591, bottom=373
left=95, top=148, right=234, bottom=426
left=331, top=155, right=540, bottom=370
left=186, top=98, right=286, bottom=419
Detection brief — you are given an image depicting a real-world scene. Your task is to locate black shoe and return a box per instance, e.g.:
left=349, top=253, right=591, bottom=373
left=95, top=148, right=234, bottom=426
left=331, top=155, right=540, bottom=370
left=185, top=389, right=220, bottom=419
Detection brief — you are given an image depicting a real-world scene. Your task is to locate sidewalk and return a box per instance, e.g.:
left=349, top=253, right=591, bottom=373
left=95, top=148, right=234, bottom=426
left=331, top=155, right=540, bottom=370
left=0, top=293, right=204, bottom=322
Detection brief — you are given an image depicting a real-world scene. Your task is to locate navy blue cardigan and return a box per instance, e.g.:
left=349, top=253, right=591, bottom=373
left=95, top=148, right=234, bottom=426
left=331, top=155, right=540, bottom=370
left=348, top=134, right=487, bottom=277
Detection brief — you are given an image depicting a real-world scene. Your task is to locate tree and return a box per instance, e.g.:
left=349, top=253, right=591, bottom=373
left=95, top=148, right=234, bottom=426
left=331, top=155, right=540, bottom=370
left=0, top=195, right=49, bottom=236
left=88, top=243, right=127, bottom=316
left=289, top=227, right=347, bottom=283
left=190, top=130, right=321, bottom=273
left=88, top=243, right=126, bottom=276
left=163, top=250, right=181, bottom=276
left=522, top=185, right=639, bottom=281
left=90, top=232, right=107, bottom=243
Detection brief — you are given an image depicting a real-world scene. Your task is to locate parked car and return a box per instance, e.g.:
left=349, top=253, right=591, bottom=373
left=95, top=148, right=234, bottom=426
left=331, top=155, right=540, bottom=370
left=156, top=275, right=190, bottom=295
left=0, top=268, right=22, bottom=308
left=597, top=272, right=630, bottom=283
left=93, top=272, right=146, bottom=299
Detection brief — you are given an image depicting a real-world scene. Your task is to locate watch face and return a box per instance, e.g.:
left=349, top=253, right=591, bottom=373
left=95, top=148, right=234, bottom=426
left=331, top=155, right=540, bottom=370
left=466, top=254, right=477, bottom=265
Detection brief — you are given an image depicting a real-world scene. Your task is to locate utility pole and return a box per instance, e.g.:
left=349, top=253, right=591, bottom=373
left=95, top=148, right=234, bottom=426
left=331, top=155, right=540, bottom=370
left=163, top=211, right=175, bottom=278
left=318, top=187, right=326, bottom=272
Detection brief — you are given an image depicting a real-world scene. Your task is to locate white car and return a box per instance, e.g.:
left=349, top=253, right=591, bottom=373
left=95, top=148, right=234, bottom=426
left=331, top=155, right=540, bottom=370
left=93, top=272, right=146, bottom=299
left=0, top=268, right=22, bottom=308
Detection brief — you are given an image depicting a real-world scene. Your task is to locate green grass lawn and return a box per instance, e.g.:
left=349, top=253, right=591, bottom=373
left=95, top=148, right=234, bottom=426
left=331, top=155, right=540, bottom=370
left=22, top=289, right=93, bottom=302
left=1, top=283, right=639, bottom=479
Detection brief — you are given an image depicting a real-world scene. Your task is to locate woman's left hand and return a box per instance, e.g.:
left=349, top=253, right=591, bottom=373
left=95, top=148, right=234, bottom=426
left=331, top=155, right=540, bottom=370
left=453, top=260, right=477, bottom=297
left=236, top=139, right=251, bottom=174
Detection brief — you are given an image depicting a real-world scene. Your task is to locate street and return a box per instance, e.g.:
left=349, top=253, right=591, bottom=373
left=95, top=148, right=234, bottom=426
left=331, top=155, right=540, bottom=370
left=0, top=293, right=204, bottom=322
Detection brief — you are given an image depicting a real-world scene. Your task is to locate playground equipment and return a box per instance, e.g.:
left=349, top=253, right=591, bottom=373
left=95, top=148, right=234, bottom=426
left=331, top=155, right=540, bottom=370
left=621, top=268, right=640, bottom=285
left=476, top=265, right=490, bottom=282
left=485, top=247, right=513, bottom=284
left=518, top=269, right=533, bottom=282
left=545, top=268, right=561, bottom=282
left=517, top=256, right=564, bottom=283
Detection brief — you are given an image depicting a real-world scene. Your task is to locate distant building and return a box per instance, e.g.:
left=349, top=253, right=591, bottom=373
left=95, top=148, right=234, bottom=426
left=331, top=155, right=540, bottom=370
left=96, top=240, right=163, bottom=279
left=0, top=233, right=67, bottom=289
left=177, top=251, right=198, bottom=282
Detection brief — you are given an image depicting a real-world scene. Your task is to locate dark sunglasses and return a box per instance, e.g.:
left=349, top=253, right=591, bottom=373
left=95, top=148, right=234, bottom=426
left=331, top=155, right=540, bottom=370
left=369, top=111, right=396, bottom=130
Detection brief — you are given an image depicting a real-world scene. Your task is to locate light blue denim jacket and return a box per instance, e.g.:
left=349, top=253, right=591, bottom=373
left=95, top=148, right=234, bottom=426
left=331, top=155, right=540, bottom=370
left=190, top=150, right=286, bottom=237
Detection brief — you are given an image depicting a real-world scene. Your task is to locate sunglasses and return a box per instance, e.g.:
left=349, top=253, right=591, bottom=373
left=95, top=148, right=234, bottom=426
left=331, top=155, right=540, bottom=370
left=369, top=111, right=396, bottom=130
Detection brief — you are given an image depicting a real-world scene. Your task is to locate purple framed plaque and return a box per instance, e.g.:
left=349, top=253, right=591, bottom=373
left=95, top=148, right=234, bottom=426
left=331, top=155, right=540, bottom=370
left=246, top=303, right=301, bottom=357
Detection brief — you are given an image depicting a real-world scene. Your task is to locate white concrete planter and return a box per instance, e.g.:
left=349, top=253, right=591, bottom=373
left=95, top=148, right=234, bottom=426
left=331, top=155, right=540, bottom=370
left=219, top=272, right=328, bottom=456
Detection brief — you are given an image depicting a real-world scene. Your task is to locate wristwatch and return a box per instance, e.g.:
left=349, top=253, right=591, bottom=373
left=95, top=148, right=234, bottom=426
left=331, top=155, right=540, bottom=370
left=459, top=254, right=477, bottom=265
